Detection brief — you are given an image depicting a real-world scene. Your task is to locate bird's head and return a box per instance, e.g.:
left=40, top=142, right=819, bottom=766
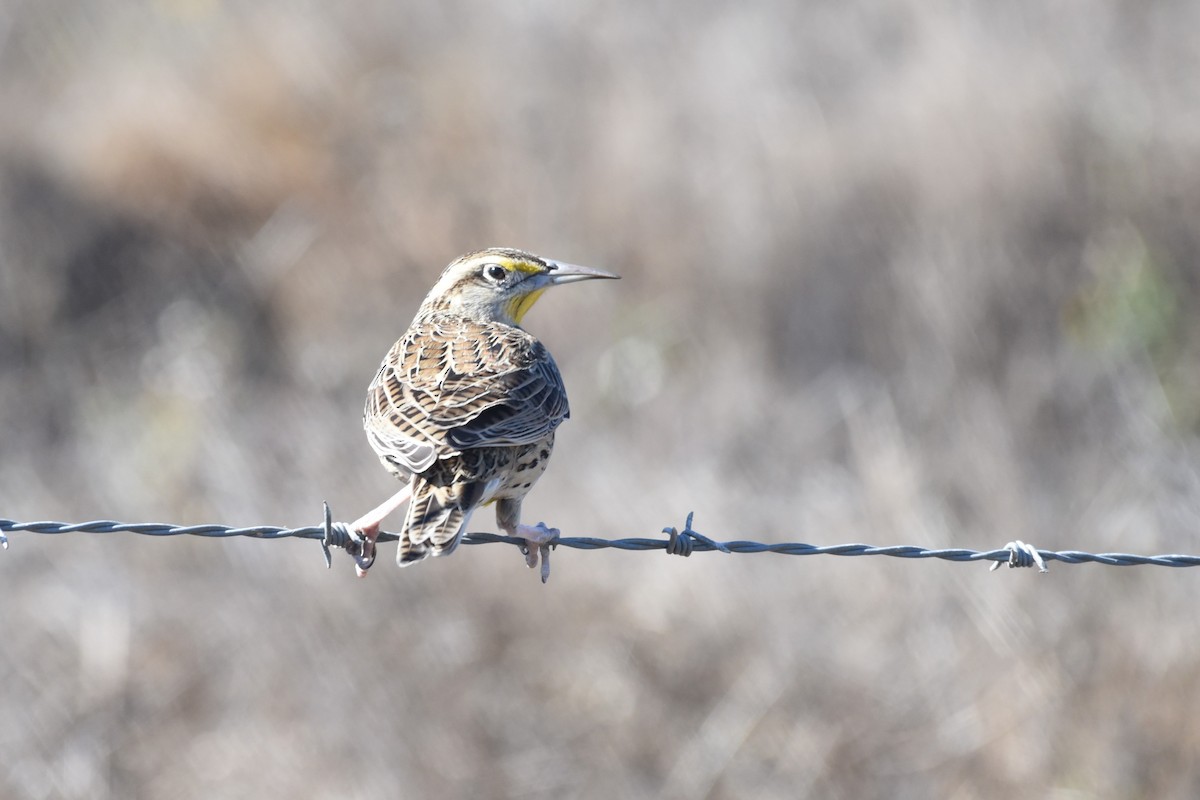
left=420, top=248, right=620, bottom=326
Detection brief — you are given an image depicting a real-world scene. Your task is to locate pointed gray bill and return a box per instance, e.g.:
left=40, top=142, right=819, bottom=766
left=545, top=260, right=621, bottom=284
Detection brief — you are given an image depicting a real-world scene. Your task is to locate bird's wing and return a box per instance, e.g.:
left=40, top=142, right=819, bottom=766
left=443, top=351, right=569, bottom=449
left=363, top=355, right=439, bottom=475
left=363, top=318, right=569, bottom=474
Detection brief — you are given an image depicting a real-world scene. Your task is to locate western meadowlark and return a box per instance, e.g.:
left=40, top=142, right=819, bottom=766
left=350, top=248, right=619, bottom=582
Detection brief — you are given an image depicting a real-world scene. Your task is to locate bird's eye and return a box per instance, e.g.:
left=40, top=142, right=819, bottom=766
left=484, top=264, right=508, bottom=283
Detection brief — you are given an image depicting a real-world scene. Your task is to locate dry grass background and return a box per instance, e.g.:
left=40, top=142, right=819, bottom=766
left=2, top=1, right=1200, bottom=798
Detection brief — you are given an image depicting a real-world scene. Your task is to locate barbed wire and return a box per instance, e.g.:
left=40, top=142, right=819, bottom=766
left=4, top=507, right=1200, bottom=575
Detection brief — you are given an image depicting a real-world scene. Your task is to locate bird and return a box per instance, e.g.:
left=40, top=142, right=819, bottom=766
left=349, top=247, right=619, bottom=582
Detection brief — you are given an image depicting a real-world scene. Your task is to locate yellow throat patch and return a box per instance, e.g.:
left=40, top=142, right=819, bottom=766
left=509, top=288, right=546, bottom=324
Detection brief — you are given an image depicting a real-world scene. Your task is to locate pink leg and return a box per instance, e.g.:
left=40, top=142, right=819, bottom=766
left=505, top=522, right=560, bottom=584
left=350, top=484, right=412, bottom=578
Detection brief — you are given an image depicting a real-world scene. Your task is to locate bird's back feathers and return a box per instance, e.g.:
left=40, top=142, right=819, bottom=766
left=363, top=313, right=569, bottom=478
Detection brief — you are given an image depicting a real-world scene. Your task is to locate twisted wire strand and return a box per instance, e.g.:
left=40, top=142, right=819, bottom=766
left=3, top=510, right=1200, bottom=571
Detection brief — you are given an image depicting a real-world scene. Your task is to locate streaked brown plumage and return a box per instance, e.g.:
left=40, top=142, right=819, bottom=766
left=351, top=248, right=619, bottom=581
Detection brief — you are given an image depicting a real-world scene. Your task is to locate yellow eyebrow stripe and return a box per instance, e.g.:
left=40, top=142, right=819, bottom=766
left=493, top=256, right=544, bottom=276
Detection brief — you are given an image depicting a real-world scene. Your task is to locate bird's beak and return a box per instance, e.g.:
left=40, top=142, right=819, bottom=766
left=545, top=260, right=621, bottom=285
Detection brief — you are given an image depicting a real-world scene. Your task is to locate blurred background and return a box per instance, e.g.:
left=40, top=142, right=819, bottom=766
left=2, top=0, right=1199, bottom=797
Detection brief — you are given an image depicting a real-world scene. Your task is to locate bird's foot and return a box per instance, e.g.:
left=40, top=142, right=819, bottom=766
left=515, top=522, right=560, bottom=584
left=351, top=523, right=379, bottom=578
left=346, top=484, right=413, bottom=576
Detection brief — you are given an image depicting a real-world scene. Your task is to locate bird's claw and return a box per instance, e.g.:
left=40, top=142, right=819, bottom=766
left=516, top=522, right=559, bottom=583
left=351, top=531, right=376, bottom=578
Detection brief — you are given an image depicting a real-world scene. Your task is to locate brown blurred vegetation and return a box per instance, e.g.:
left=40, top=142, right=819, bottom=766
left=2, top=1, right=1200, bottom=798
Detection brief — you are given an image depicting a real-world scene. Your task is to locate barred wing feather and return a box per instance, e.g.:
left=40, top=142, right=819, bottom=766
left=363, top=317, right=569, bottom=474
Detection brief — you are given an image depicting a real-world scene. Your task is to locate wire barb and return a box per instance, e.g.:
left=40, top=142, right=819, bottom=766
left=662, top=524, right=692, bottom=557
left=662, top=511, right=730, bottom=557
left=320, top=502, right=357, bottom=569
left=990, top=540, right=1049, bottom=573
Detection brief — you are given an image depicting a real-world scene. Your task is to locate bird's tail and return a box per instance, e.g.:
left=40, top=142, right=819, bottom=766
left=398, top=480, right=473, bottom=566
